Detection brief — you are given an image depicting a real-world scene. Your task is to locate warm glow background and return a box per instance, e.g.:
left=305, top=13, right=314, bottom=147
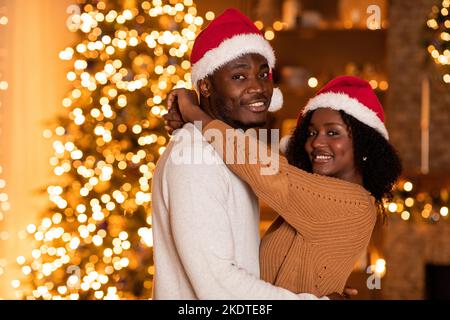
left=0, top=0, right=76, bottom=298
left=0, top=0, right=447, bottom=300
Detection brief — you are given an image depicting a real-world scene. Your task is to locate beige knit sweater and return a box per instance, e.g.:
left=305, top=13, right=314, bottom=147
left=202, top=120, right=378, bottom=296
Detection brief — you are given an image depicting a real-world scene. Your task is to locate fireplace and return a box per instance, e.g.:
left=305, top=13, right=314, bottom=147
left=425, top=264, right=450, bottom=300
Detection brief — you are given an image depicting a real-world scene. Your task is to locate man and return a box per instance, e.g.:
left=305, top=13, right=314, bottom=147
left=152, top=8, right=331, bottom=300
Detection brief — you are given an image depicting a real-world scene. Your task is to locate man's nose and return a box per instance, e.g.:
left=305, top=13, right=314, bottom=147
left=247, top=77, right=264, bottom=93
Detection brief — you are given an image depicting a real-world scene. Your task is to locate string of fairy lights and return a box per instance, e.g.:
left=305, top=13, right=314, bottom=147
left=0, top=10, right=11, bottom=281
left=426, top=0, right=450, bottom=84
left=385, top=1, right=450, bottom=223
left=379, top=179, right=450, bottom=280
left=388, top=1, right=450, bottom=222
left=387, top=180, right=449, bottom=224
left=13, top=0, right=214, bottom=300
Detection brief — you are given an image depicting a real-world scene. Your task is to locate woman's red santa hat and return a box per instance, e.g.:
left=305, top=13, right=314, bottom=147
left=190, top=8, right=283, bottom=112
left=302, top=76, right=389, bottom=140
left=280, top=76, right=389, bottom=153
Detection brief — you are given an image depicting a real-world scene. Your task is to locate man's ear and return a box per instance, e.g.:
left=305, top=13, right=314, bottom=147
left=199, top=78, right=211, bottom=98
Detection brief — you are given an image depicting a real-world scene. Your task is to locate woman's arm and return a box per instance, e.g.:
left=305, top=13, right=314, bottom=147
left=164, top=89, right=376, bottom=240
left=164, top=90, right=299, bottom=226
left=202, top=120, right=377, bottom=239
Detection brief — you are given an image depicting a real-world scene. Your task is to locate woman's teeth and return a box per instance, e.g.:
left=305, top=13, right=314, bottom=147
left=315, top=155, right=333, bottom=160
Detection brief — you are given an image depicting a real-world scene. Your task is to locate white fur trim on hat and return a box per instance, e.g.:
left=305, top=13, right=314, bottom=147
left=303, top=92, right=389, bottom=140
left=268, top=87, right=283, bottom=112
left=191, top=33, right=276, bottom=90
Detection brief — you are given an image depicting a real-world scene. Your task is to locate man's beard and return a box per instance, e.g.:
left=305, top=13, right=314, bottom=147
left=208, top=95, right=267, bottom=130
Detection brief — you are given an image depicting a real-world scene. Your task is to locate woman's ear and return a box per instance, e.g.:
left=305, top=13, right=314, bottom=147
left=199, top=79, right=211, bottom=98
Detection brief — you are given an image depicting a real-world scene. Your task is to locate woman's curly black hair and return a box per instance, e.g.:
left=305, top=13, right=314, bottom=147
left=285, top=110, right=402, bottom=217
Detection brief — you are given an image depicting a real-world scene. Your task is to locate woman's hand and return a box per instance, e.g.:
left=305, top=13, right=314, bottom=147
left=164, top=88, right=213, bottom=134
left=343, top=287, right=358, bottom=298
left=327, top=293, right=346, bottom=300
left=327, top=287, right=358, bottom=300
left=163, top=104, right=185, bottom=135
left=167, top=88, right=209, bottom=123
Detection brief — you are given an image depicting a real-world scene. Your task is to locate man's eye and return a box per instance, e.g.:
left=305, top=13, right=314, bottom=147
left=260, top=72, right=269, bottom=79
left=328, top=131, right=339, bottom=136
left=232, top=75, right=245, bottom=80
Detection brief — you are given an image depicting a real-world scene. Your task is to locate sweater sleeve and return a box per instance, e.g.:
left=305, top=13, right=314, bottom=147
left=202, top=120, right=377, bottom=239
left=164, top=145, right=322, bottom=300
left=202, top=120, right=291, bottom=216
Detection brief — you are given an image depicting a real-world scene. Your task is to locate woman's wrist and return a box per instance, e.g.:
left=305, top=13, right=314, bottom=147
left=191, top=107, right=213, bottom=127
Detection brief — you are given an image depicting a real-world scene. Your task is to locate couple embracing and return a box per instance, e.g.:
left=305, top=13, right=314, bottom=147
left=152, top=8, right=401, bottom=300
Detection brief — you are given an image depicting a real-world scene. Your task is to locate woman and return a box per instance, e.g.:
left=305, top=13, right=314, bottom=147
left=164, top=76, right=402, bottom=297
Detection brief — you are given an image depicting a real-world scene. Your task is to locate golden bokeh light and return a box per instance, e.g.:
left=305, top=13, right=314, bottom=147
left=427, top=1, right=450, bottom=84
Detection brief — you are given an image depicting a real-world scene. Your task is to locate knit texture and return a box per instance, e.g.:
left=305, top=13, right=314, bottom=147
left=152, top=123, right=322, bottom=300
left=203, top=120, right=378, bottom=296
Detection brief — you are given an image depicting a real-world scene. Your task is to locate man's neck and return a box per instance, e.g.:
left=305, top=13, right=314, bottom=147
left=199, top=102, right=264, bottom=131
left=199, top=101, right=234, bottom=128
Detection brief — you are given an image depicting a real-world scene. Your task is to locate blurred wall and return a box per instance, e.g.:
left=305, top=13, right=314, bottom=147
left=0, top=0, right=76, bottom=298
left=381, top=219, right=450, bottom=300
left=387, top=0, right=450, bottom=175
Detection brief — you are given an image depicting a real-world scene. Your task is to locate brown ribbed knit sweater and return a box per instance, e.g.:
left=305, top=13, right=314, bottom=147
left=202, top=120, right=378, bottom=296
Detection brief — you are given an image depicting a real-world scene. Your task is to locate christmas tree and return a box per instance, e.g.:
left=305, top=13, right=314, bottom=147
left=15, top=0, right=208, bottom=300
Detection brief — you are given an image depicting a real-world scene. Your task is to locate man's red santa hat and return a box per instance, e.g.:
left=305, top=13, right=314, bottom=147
left=190, top=8, right=283, bottom=112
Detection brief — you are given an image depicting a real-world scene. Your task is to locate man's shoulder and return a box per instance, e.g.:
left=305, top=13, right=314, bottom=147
left=160, top=136, right=231, bottom=189
left=171, top=123, right=208, bottom=147
left=163, top=123, right=226, bottom=169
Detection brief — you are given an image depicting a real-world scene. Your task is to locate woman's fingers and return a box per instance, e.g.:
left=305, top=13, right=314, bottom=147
left=163, top=116, right=184, bottom=127
left=164, top=121, right=184, bottom=135
left=163, top=108, right=185, bottom=135
left=164, top=109, right=184, bottom=123
left=167, top=91, right=177, bottom=111
left=165, top=88, right=199, bottom=132
left=168, top=120, right=184, bottom=128
left=343, top=287, right=358, bottom=299
left=167, top=88, right=187, bottom=110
